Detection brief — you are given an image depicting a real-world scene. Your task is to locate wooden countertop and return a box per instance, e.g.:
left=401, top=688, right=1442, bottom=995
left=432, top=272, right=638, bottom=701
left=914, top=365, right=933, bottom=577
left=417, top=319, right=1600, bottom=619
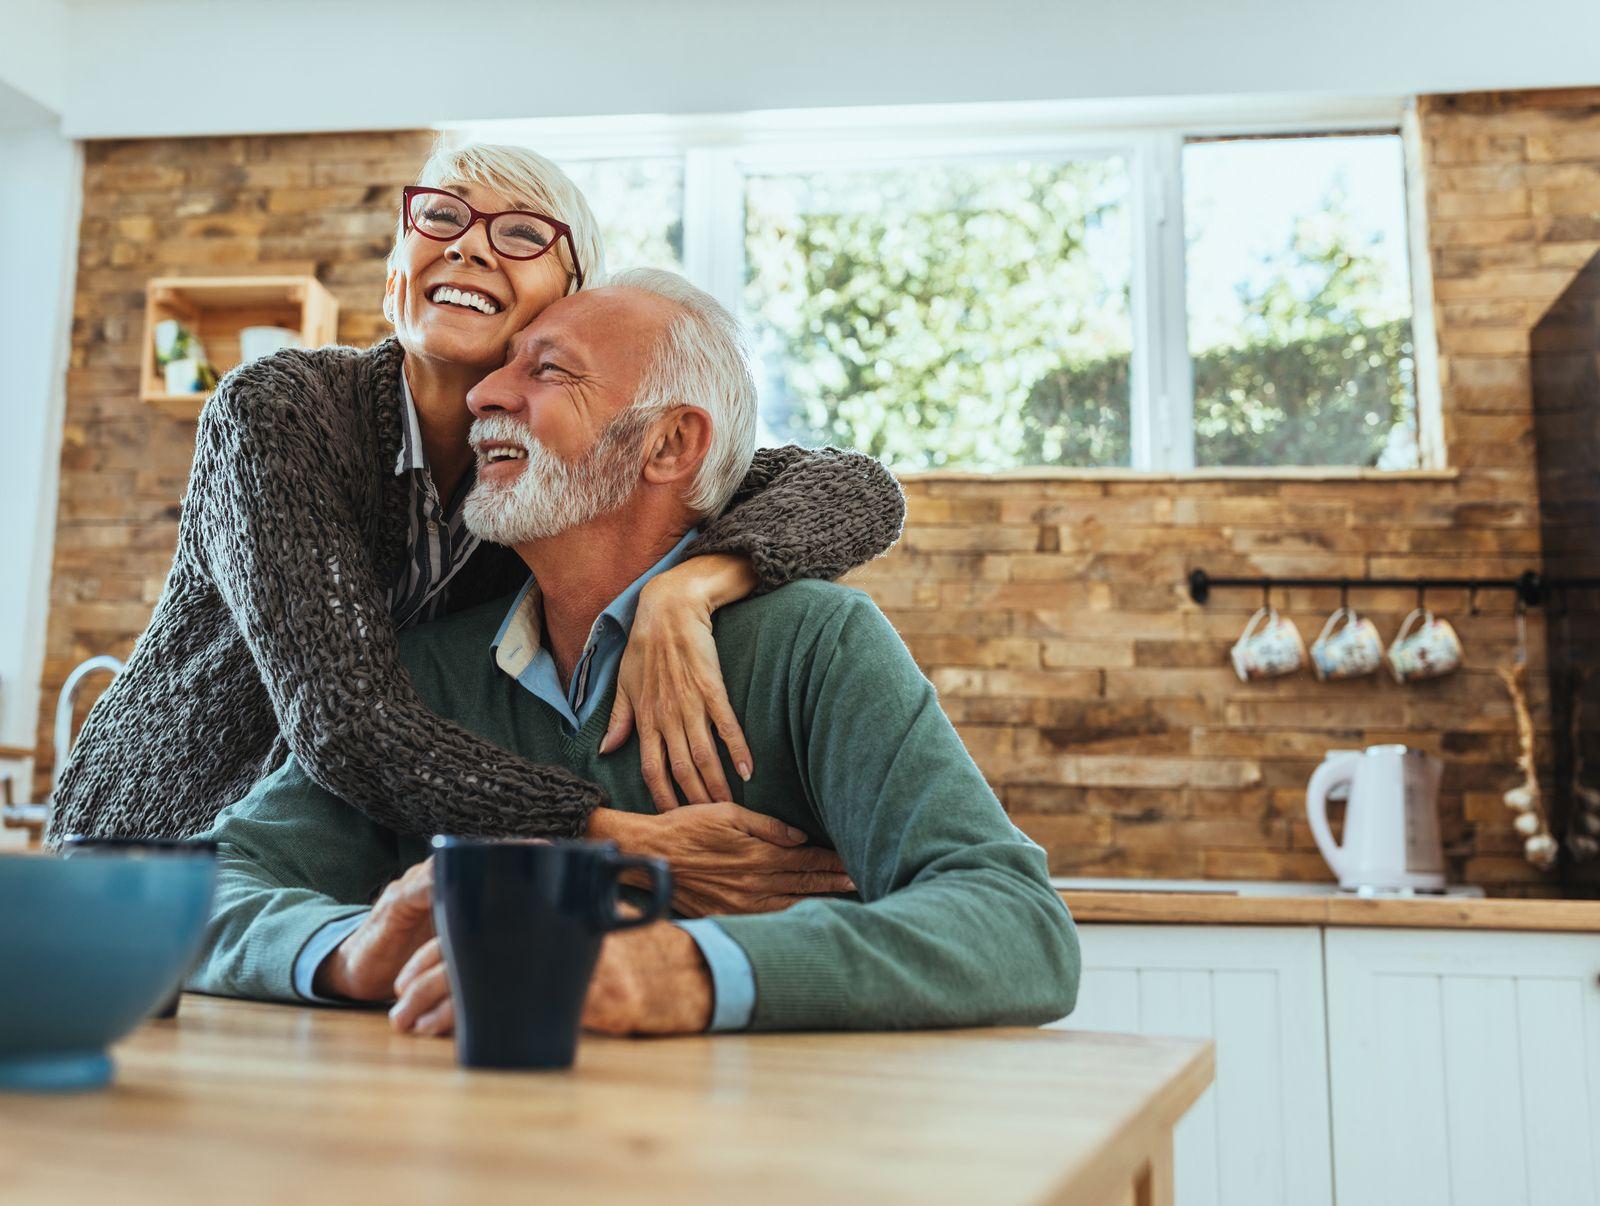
left=1060, top=889, right=1600, bottom=931
left=1, top=995, right=1213, bottom=1206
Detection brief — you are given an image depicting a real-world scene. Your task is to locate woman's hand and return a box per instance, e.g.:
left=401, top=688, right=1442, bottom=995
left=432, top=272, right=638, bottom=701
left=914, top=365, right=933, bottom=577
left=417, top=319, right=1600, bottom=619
left=601, top=554, right=759, bottom=810
left=589, top=804, right=856, bottom=918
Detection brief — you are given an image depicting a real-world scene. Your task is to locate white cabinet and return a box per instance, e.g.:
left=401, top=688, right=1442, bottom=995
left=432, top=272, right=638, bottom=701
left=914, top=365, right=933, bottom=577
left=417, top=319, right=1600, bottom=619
left=1324, top=928, right=1600, bottom=1206
left=1047, top=925, right=1334, bottom=1206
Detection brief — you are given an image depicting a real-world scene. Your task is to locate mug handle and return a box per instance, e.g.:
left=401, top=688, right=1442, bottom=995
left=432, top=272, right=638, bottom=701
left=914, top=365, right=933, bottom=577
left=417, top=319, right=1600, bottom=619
left=1392, top=607, right=1428, bottom=648
left=599, top=854, right=673, bottom=931
left=1314, top=606, right=1351, bottom=647
left=1239, top=606, right=1275, bottom=642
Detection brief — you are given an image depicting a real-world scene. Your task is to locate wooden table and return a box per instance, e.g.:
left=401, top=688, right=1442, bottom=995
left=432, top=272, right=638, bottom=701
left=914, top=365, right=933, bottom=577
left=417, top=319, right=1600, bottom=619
left=1, top=996, right=1212, bottom=1205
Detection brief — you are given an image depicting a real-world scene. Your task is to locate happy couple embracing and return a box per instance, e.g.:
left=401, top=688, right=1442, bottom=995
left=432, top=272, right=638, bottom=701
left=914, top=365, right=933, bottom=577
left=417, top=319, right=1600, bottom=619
left=53, top=141, right=1079, bottom=1037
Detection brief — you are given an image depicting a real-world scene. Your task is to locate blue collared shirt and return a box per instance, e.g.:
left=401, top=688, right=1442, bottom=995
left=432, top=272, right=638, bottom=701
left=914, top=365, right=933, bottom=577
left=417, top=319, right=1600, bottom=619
left=294, top=526, right=757, bottom=1031
left=490, top=527, right=697, bottom=733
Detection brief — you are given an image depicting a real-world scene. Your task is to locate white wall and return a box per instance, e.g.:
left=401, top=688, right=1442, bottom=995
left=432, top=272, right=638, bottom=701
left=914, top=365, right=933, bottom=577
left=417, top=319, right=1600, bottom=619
left=56, top=0, right=1600, bottom=139
left=0, top=106, right=80, bottom=762
left=0, top=0, right=64, bottom=116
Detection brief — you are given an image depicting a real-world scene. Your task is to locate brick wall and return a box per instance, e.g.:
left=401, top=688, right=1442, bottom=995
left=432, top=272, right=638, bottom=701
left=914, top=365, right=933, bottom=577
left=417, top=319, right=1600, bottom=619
left=37, top=90, right=1600, bottom=895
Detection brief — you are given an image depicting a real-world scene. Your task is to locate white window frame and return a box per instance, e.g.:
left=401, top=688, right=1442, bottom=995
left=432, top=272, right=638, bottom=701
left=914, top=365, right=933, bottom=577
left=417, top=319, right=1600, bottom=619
left=450, top=94, right=1433, bottom=473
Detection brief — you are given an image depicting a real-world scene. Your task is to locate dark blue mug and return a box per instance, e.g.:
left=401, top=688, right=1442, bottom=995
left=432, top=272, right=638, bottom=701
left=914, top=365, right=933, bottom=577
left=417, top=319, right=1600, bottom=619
left=430, top=837, right=672, bottom=1070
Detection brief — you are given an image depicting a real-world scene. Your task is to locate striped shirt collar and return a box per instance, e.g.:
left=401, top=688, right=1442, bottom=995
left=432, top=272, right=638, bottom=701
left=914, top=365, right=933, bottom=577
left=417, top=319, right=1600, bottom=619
left=394, top=366, right=428, bottom=477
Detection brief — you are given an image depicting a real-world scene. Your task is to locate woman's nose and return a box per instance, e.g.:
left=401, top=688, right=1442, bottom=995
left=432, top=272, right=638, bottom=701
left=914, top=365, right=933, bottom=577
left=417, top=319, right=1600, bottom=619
left=445, top=220, right=496, bottom=268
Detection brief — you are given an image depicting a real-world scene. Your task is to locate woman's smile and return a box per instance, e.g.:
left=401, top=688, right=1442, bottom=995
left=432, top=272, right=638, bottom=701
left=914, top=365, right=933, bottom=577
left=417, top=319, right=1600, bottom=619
left=427, top=283, right=502, bottom=316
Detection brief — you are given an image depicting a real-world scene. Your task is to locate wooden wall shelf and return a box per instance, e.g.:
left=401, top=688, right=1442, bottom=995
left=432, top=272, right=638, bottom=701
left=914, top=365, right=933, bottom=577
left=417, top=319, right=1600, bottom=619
left=141, top=275, right=339, bottom=420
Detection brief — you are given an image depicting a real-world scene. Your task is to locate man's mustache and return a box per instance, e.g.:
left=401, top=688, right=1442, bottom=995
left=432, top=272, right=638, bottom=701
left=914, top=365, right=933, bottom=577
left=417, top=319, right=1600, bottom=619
left=469, top=415, right=542, bottom=459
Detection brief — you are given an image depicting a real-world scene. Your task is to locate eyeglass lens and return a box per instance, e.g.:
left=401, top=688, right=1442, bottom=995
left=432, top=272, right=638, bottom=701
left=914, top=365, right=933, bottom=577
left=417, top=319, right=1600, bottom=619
left=408, top=193, right=558, bottom=259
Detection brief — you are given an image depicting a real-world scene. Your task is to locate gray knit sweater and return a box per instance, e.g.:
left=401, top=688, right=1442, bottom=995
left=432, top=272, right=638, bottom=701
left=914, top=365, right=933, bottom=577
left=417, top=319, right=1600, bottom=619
left=47, top=337, right=904, bottom=844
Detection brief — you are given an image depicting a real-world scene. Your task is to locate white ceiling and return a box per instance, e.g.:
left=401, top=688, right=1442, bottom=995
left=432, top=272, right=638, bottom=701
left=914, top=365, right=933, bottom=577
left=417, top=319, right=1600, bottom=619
left=4, top=0, right=1600, bottom=139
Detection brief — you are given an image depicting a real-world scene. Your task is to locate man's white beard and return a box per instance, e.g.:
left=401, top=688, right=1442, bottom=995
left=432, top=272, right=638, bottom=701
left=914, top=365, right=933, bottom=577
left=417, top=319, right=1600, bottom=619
left=463, top=412, right=647, bottom=546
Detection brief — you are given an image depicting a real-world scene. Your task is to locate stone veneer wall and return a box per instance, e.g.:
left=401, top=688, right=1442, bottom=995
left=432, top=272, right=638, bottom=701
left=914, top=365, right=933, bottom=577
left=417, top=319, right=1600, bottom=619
left=36, top=90, right=1600, bottom=895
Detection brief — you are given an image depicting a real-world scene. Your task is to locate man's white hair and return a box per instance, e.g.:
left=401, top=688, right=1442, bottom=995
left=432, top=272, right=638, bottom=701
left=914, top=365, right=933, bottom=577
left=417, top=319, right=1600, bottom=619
left=392, top=139, right=606, bottom=295
left=610, top=268, right=758, bottom=518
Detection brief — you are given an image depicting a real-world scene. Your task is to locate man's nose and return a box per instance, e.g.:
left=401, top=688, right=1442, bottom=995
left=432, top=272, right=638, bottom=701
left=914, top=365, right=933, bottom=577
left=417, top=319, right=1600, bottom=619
left=465, top=363, right=526, bottom=419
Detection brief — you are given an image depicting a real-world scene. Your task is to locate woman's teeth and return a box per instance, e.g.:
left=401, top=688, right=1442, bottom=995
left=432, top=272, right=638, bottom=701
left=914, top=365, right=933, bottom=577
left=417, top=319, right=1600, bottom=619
left=429, top=286, right=499, bottom=315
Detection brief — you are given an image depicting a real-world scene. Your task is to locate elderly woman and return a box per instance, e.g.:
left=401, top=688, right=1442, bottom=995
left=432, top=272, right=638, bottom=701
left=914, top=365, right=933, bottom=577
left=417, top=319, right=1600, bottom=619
left=49, top=141, right=903, bottom=916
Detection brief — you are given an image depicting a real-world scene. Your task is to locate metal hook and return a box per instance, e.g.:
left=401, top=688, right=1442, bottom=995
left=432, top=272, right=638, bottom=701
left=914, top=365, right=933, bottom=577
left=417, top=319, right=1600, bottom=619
left=1339, top=578, right=1350, bottom=612
left=1261, top=580, right=1272, bottom=611
left=1514, top=595, right=1528, bottom=666
left=1467, top=582, right=1480, bottom=617
left=1415, top=581, right=1426, bottom=613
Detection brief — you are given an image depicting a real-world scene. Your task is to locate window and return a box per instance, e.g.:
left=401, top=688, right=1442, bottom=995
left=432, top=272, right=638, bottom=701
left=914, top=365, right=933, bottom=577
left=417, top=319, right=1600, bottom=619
left=557, top=157, right=684, bottom=273
left=743, top=157, right=1132, bottom=470
left=468, top=100, right=1426, bottom=473
left=1184, top=134, right=1417, bottom=469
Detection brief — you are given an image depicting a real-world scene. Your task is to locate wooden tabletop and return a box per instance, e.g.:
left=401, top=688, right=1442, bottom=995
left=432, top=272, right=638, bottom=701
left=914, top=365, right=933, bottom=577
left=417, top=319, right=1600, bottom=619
left=0, top=995, right=1212, bottom=1205
left=1059, top=889, right=1600, bottom=931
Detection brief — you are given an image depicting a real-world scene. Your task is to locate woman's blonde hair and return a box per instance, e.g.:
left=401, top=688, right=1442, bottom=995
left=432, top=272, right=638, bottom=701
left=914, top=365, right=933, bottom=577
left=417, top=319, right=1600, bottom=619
left=393, top=140, right=606, bottom=294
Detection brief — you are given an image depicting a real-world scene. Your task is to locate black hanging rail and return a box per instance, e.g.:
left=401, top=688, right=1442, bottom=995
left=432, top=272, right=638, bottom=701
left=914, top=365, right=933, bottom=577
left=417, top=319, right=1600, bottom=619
left=1186, top=569, right=1600, bottom=608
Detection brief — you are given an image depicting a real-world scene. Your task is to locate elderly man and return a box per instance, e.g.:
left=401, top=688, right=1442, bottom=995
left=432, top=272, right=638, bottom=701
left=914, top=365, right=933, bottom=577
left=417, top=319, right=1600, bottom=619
left=189, top=269, right=1080, bottom=1036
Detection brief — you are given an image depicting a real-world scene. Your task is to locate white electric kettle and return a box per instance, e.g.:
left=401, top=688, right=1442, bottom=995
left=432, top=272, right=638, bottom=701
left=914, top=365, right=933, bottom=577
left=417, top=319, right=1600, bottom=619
left=1305, top=744, right=1447, bottom=892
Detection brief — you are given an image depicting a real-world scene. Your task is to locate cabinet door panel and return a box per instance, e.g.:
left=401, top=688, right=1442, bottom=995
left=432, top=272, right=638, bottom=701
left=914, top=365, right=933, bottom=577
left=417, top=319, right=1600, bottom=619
left=1048, top=925, right=1332, bottom=1206
left=1374, top=973, right=1450, bottom=1206
left=1518, top=976, right=1600, bottom=1205
left=1140, top=969, right=1220, bottom=1206
left=1326, top=929, right=1600, bottom=1206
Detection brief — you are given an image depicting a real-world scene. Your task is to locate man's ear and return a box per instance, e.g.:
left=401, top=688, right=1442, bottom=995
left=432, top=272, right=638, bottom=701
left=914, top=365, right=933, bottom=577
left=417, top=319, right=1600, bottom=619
left=642, top=406, right=714, bottom=488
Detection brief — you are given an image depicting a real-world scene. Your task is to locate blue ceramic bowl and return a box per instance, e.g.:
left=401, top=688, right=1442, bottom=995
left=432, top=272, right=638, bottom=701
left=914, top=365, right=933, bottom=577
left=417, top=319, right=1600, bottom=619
left=0, top=850, right=217, bottom=1092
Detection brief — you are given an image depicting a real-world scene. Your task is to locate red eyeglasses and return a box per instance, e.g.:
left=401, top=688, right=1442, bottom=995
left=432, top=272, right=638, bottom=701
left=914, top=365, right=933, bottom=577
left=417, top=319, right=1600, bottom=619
left=402, top=186, right=584, bottom=291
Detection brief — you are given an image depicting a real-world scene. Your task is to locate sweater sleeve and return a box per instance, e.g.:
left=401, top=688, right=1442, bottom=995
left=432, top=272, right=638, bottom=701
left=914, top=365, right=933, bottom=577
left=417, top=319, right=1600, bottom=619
left=683, top=445, right=905, bottom=593
left=186, top=755, right=399, bottom=1004
left=186, top=359, right=605, bottom=839
left=709, top=594, right=1081, bottom=1031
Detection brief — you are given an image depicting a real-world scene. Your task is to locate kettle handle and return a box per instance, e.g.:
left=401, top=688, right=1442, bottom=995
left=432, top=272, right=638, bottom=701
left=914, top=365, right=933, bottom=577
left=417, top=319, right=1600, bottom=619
left=1306, top=753, right=1360, bottom=881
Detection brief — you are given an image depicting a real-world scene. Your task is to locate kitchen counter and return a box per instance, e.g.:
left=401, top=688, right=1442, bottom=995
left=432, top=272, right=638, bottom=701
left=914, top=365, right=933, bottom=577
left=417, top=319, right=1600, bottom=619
left=3, top=995, right=1213, bottom=1206
left=1058, top=885, right=1600, bottom=931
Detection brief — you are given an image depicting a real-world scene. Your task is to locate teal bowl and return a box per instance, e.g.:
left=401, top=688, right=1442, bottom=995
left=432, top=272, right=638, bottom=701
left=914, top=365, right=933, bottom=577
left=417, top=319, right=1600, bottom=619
left=0, top=850, right=217, bottom=1092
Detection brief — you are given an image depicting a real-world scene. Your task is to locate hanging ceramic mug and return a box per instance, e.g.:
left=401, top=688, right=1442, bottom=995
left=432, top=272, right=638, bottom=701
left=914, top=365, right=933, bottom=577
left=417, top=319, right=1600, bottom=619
left=1386, top=608, right=1463, bottom=683
left=1310, top=606, right=1384, bottom=681
left=1231, top=607, right=1306, bottom=682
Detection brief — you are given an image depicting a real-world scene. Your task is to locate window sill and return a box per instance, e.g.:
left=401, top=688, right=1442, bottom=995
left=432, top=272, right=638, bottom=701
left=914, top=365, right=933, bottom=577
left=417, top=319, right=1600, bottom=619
left=895, top=466, right=1460, bottom=484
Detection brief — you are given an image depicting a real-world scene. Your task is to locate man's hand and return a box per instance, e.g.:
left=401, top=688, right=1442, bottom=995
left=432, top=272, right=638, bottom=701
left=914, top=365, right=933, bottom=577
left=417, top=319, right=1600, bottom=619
left=387, top=924, right=712, bottom=1039
left=313, top=858, right=437, bottom=1002
left=584, top=922, right=713, bottom=1035
left=588, top=803, right=854, bottom=918
left=389, top=936, right=453, bottom=1036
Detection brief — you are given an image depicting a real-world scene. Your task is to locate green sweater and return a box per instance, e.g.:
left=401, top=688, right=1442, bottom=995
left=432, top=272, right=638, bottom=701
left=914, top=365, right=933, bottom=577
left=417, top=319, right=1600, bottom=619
left=190, top=580, right=1080, bottom=1032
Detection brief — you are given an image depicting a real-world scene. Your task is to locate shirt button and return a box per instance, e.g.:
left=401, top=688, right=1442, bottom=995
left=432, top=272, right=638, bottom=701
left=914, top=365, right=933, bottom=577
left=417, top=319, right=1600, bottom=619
left=427, top=520, right=439, bottom=533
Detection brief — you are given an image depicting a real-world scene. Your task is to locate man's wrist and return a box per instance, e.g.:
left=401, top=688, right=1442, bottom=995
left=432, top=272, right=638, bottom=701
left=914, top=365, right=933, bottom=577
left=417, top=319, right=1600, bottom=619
left=644, top=924, right=714, bottom=1033
left=312, top=938, right=357, bottom=1000
left=587, top=807, right=660, bottom=857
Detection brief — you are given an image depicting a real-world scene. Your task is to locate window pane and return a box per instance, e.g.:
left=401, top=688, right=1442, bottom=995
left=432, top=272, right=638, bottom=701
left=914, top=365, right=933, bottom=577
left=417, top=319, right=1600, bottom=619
left=744, top=157, right=1133, bottom=471
left=558, top=157, right=684, bottom=273
left=1184, top=134, right=1417, bottom=468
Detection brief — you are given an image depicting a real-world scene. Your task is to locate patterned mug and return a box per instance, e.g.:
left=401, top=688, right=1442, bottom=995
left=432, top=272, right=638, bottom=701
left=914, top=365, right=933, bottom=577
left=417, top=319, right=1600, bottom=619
left=1310, top=607, right=1384, bottom=681
left=1231, top=607, right=1306, bottom=682
left=1386, top=608, right=1463, bottom=683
